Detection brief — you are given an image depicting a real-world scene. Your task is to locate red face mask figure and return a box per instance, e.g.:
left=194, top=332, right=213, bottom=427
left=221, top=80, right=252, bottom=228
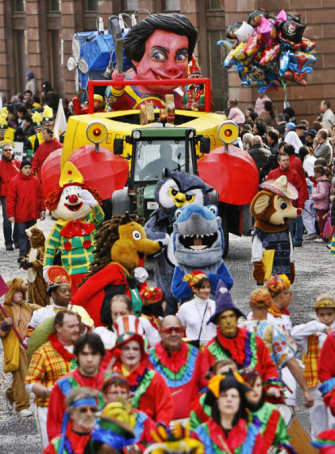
left=108, top=13, right=197, bottom=111
left=131, top=30, right=189, bottom=94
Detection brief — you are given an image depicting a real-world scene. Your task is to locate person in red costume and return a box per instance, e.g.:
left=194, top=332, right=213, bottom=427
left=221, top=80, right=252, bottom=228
left=100, top=374, right=158, bottom=452
left=192, top=372, right=267, bottom=454
left=203, top=280, right=284, bottom=401
left=109, top=316, right=174, bottom=426
left=47, top=333, right=108, bottom=442
left=32, top=128, right=63, bottom=181
left=106, top=13, right=197, bottom=111
left=318, top=330, right=335, bottom=416
left=43, top=387, right=98, bottom=454
left=147, top=315, right=208, bottom=420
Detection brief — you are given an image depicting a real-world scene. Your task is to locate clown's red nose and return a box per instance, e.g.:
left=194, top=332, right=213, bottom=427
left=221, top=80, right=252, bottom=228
left=69, top=194, right=78, bottom=204
left=296, top=208, right=302, bottom=215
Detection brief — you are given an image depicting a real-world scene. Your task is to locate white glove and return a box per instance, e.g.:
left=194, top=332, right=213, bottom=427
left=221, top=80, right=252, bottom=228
left=134, top=267, right=149, bottom=283
left=79, top=189, right=98, bottom=207
left=159, top=233, right=170, bottom=248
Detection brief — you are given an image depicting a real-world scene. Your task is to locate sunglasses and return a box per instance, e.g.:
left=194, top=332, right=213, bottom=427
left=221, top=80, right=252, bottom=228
left=3, top=149, right=12, bottom=152
left=77, top=406, right=98, bottom=414
left=159, top=326, right=184, bottom=335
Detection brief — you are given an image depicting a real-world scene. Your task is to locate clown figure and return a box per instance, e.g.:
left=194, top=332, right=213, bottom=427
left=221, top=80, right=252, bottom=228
left=44, top=162, right=104, bottom=293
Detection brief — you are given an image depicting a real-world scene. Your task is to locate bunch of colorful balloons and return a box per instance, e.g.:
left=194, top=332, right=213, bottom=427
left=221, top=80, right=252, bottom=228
left=218, top=9, right=317, bottom=93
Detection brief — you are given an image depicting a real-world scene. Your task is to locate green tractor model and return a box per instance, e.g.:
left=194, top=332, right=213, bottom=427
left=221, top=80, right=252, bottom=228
left=111, top=125, right=212, bottom=219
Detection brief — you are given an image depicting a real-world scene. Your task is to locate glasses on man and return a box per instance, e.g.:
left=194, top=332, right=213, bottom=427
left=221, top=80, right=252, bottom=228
left=77, top=406, right=98, bottom=414
left=3, top=148, right=12, bottom=152
left=159, top=327, right=184, bottom=335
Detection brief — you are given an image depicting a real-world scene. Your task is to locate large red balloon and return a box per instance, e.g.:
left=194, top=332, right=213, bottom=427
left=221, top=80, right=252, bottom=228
left=198, top=145, right=259, bottom=205
left=41, top=149, right=62, bottom=198
left=69, top=145, right=129, bottom=200
left=41, top=146, right=129, bottom=200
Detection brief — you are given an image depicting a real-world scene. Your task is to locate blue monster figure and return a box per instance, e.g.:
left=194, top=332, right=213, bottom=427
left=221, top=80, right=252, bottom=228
left=171, top=204, right=233, bottom=303
left=144, top=169, right=213, bottom=315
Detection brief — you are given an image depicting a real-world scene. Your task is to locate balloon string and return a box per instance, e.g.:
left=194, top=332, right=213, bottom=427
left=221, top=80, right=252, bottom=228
left=280, top=78, right=288, bottom=107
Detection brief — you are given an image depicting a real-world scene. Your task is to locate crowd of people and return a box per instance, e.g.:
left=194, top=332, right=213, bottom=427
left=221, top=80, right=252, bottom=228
left=2, top=72, right=335, bottom=453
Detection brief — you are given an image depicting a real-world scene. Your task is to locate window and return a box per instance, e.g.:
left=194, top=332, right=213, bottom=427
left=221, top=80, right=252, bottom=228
left=208, top=30, right=228, bottom=110
left=84, top=0, right=98, bottom=11
left=13, top=30, right=27, bottom=92
left=49, top=0, right=60, bottom=12
left=124, top=0, right=138, bottom=11
left=208, top=0, right=223, bottom=9
left=164, top=0, right=180, bottom=11
left=13, top=0, right=25, bottom=12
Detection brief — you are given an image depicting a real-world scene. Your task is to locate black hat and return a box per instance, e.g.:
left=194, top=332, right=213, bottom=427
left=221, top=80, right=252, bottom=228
left=207, top=280, right=245, bottom=325
left=295, top=124, right=307, bottom=131
left=304, top=129, right=317, bottom=138
left=204, top=371, right=252, bottom=406
left=20, top=159, right=32, bottom=169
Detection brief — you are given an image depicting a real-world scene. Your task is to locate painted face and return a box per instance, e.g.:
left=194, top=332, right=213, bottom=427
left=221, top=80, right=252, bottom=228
left=217, top=310, right=238, bottom=337
left=12, top=292, right=23, bottom=304
left=51, top=284, right=72, bottom=307
left=103, top=384, right=130, bottom=404
left=217, top=388, right=240, bottom=417
left=52, top=185, right=92, bottom=221
left=132, top=29, right=189, bottom=94
left=192, top=282, right=211, bottom=300
left=246, top=376, right=263, bottom=404
left=316, top=308, right=335, bottom=327
left=120, top=340, right=141, bottom=370
left=78, top=344, right=102, bottom=377
left=111, top=301, right=130, bottom=324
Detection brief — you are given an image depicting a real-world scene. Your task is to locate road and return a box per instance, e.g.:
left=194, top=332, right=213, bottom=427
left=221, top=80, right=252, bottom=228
left=0, top=214, right=333, bottom=452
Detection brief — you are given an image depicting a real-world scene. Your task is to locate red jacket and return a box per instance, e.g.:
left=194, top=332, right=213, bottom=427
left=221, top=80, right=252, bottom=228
left=289, top=154, right=309, bottom=203
left=6, top=172, right=45, bottom=222
left=318, top=331, right=335, bottom=413
left=267, top=167, right=305, bottom=209
left=72, top=96, right=105, bottom=115
left=32, top=138, right=63, bottom=180
left=0, top=157, right=21, bottom=197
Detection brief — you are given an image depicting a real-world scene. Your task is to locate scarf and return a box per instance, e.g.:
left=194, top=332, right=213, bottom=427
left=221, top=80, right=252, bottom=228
left=48, top=332, right=76, bottom=362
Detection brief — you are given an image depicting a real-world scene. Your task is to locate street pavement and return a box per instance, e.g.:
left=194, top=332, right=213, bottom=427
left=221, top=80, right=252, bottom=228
left=0, top=214, right=333, bottom=452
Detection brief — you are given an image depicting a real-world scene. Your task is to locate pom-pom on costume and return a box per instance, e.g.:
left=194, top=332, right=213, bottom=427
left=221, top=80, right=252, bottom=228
left=144, top=169, right=213, bottom=314
left=44, top=162, right=104, bottom=293
left=72, top=213, right=163, bottom=327
left=171, top=204, right=233, bottom=302
left=251, top=176, right=302, bottom=285
left=20, top=225, right=49, bottom=307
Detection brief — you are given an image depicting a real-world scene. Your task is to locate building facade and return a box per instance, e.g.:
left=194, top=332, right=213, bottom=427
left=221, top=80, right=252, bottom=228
left=0, top=0, right=333, bottom=124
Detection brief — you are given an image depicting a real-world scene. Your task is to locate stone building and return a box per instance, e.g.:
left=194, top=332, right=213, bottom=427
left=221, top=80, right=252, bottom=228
left=0, top=0, right=333, bottom=124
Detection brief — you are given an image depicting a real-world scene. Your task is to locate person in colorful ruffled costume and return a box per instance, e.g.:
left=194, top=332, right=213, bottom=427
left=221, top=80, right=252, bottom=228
left=189, top=358, right=237, bottom=430
left=240, top=368, right=295, bottom=453
left=264, top=275, right=299, bottom=408
left=109, top=316, right=174, bottom=426
left=242, top=287, right=314, bottom=408
left=292, top=294, right=335, bottom=438
left=203, top=280, right=284, bottom=400
left=44, top=162, right=104, bottom=294
left=147, top=315, right=208, bottom=420
left=47, top=333, right=108, bottom=442
left=140, top=287, right=165, bottom=334
left=43, top=387, right=98, bottom=454
left=311, top=429, right=335, bottom=453
left=192, top=371, right=267, bottom=454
